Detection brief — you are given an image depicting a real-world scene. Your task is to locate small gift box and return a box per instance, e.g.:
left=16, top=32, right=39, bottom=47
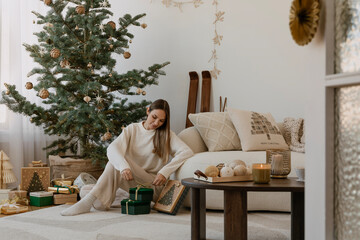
left=8, top=190, right=27, bottom=199
left=121, top=199, right=151, bottom=215
left=53, top=193, right=78, bottom=205
left=48, top=185, right=79, bottom=194
left=0, top=201, right=28, bottom=215
left=129, top=186, right=153, bottom=202
left=29, top=191, right=53, bottom=207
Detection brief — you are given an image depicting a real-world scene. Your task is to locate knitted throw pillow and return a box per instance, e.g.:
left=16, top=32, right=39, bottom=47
left=228, top=108, right=289, bottom=151
left=188, top=112, right=242, bottom=152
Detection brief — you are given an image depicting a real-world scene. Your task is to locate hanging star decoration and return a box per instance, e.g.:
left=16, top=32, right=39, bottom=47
left=99, top=24, right=105, bottom=32
left=96, top=94, right=103, bottom=103
left=100, top=0, right=109, bottom=7
left=39, top=48, right=45, bottom=57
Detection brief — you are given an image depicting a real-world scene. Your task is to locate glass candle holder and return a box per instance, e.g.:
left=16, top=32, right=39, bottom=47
left=252, top=163, right=271, bottom=184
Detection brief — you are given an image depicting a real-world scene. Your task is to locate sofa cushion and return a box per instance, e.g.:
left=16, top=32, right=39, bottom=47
left=228, top=108, right=289, bottom=151
left=188, top=112, right=241, bottom=152
left=178, top=127, right=208, bottom=153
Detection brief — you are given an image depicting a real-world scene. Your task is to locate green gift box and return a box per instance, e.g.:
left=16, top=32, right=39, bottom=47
left=121, top=199, right=151, bottom=215
left=29, top=191, right=53, bottom=207
left=129, top=187, right=153, bottom=202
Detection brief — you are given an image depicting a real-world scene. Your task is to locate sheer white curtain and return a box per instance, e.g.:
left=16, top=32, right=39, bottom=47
left=0, top=0, right=49, bottom=188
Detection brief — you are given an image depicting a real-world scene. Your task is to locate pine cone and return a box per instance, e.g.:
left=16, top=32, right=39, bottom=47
left=39, top=89, right=49, bottom=99
left=25, top=82, right=33, bottom=90
left=107, top=21, right=116, bottom=30
left=76, top=5, right=85, bottom=14
left=44, top=0, right=52, bottom=6
left=50, top=48, right=60, bottom=58
left=123, top=52, right=131, bottom=59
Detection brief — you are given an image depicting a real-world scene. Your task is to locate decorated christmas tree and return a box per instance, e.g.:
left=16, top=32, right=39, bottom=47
left=27, top=172, right=45, bottom=193
left=157, top=184, right=175, bottom=206
left=0, top=0, right=169, bottom=166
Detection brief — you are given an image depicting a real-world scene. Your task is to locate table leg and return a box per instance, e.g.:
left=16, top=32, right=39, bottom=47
left=291, top=191, right=304, bottom=240
left=191, top=188, right=206, bottom=240
left=224, top=190, right=247, bottom=240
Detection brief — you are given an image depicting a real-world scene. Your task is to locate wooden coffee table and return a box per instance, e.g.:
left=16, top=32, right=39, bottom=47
left=181, top=177, right=304, bottom=240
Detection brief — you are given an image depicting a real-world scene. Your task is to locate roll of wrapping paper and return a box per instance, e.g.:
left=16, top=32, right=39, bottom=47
left=48, top=185, right=79, bottom=194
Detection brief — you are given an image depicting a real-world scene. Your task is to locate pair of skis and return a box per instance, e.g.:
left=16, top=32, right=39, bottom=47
left=185, top=71, right=211, bottom=128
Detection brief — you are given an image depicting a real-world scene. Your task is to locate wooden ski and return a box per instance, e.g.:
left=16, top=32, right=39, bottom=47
left=200, top=70, right=211, bottom=112
left=185, top=71, right=199, bottom=128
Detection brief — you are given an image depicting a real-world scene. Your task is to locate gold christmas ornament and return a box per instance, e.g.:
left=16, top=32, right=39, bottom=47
left=87, top=62, right=92, bottom=68
left=60, top=59, right=70, bottom=68
left=136, top=88, right=142, bottom=94
left=129, top=39, right=132, bottom=43
left=109, top=44, right=113, bottom=49
left=39, top=89, right=49, bottom=99
left=5, top=90, right=10, bottom=95
left=142, top=90, right=147, bottom=96
left=289, top=0, right=320, bottom=46
left=109, top=73, right=112, bottom=77
left=75, top=25, right=79, bottom=30
left=44, top=0, right=52, bottom=6
left=107, top=21, right=116, bottom=30
left=50, top=48, right=60, bottom=58
left=76, top=5, right=85, bottom=14
left=25, top=82, right=33, bottom=90
left=83, top=96, right=91, bottom=103
left=123, top=52, right=131, bottom=59
left=141, top=23, right=147, bottom=29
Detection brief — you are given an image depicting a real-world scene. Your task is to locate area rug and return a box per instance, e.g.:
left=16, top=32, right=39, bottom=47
left=0, top=205, right=290, bottom=240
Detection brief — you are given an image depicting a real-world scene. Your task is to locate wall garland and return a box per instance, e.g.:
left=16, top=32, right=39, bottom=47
left=152, top=0, right=224, bottom=79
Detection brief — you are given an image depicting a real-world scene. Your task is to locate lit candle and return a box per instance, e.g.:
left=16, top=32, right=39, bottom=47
left=252, top=163, right=271, bottom=184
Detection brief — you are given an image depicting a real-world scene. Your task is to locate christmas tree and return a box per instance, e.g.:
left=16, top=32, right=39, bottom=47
left=27, top=172, right=45, bottom=193
left=0, top=0, right=169, bottom=166
left=158, top=184, right=175, bottom=206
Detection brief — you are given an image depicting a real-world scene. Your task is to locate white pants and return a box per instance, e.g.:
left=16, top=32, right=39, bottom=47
left=90, top=161, right=164, bottom=209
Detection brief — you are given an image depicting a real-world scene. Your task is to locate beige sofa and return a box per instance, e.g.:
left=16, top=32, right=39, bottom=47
left=174, top=126, right=305, bottom=212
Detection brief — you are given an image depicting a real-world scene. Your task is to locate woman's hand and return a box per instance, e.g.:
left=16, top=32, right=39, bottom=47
left=152, top=173, right=166, bottom=186
left=121, top=168, right=133, bottom=181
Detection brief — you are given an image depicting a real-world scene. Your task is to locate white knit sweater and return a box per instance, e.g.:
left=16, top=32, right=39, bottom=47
left=106, top=122, right=194, bottom=179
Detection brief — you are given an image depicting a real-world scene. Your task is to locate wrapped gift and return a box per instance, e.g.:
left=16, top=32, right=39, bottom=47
left=0, top=201, right=28, bottom=215
left=121, top=199, right=151, bottom=215
left=21, top=167, right=50, bottom=193
left=8, top=189, right=27, bottom=199
left=28, top=160, right=48, bottom=167
left=53, top=193, right=78, bottom=205
left=129, top=186, right=153, bottom=202
left=48, top=185, right=79, bottom=194
left=0, top=189, right=11, bottom=201
left=29, top=191, right=53, bottom=207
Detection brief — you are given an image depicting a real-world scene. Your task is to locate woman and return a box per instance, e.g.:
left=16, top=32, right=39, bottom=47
left=61, top=99, right=194, bottom=216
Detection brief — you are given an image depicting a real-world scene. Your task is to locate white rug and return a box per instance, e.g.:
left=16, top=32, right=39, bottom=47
left=0, top=206, right=290, bottom=240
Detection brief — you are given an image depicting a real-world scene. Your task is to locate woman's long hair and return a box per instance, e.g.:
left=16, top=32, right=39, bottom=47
left=149, top=99, right=171, bottom=163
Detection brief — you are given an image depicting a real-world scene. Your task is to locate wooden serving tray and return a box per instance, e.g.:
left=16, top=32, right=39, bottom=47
left=193, top=174, right=253, bottom=183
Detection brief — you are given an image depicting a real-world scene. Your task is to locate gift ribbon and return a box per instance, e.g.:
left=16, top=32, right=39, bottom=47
left=125, top=200, right=133, bottom=215
left=0, top=200, right=22, bottom=213
left=53, top=185, right=78, bottom=193
left=134, top=182, right=152, bottom=201
left=9, top=196, right=29, bottom=206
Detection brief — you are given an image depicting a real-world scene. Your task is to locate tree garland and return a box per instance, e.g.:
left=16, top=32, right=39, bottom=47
left=153, top=0, right=224, bottom=79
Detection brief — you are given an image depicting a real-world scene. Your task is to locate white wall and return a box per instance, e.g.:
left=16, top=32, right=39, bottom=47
left=112, top=1, right=327, bottom=239
left=112, top=0, right=325, bottom=134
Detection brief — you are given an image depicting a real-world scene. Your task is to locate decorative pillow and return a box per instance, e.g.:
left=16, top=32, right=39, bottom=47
left=188, top=112, right=241, bottom=152
left=227, top=108, right=289, bottom=151
left=178, top=126, right=208, bottom=153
